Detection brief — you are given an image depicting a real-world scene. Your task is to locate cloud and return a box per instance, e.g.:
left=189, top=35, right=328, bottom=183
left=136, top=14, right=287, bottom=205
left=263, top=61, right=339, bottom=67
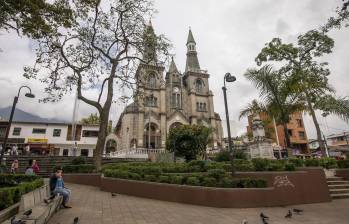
left=0, top=0, right=348, bottom=139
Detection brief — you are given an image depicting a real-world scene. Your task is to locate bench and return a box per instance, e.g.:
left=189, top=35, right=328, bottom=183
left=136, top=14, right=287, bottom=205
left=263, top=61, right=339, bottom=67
left=2, top=185, right=63, bottom=224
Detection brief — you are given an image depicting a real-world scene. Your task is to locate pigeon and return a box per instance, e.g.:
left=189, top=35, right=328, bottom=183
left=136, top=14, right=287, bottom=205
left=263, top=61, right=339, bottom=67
left=10, top=216, right=15, bottom=224
left=285, top=210, right=292, bottom=218
left=241, top=219, right=248, bottom=224
left=73, top=217, right=79, bottom=224
left=23, top=209, right=32, bottom=217
left=111, top=193, right=117, bottom=197
left=262, top=218, right=269, bottom=224
left=260, top=213, right=269, bottom=220
left=293, top=208, right=303, bottom=214
left=44, top=198, right=50, bottom=204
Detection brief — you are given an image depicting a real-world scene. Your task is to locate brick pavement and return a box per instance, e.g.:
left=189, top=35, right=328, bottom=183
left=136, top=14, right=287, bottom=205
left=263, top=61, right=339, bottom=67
left=48, top=183, right=349, bottom=224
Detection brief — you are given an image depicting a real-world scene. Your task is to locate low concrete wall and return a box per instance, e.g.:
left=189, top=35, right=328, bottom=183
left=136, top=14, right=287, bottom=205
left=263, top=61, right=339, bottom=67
left=0, top=203, right=19, bottom=223
left=64, top=174, right=101, bottom=187
left=63, top=168, right=331, bottom=208
left=335, top=169, right=349, bottom=180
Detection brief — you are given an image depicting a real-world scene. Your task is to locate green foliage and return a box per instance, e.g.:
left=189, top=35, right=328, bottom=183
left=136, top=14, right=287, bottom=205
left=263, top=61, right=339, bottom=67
left=202, top=177, right=217, bottom=187
left=0, top=175, right=43, bottom=210
left=170, top=175, right=184, bottom=185
left=185, top=177, right=200, bottom=186
left=80, top=113, right=100, bottom=125
left=233, top=160, right=255, bottom=171
left=0, top=0, right=74, bottom=39
left=71, top=157, right=87, bottom=165
left=319, top=157, right=338, bottom=169
left=337, top=160, right=349, bottom=169
left=213, top=151, right=231, bottom=162
left=252, top=158, right=270, bottom=171
left=144, top=175, right=157, bottom=182
left=158, top=175, right=170, bottom=183
left=166, top=125, right=212, bottom=161
left=305, top=159, right=321, bottom=167
left=284, top=163, right=296, bottom=171
left=207, top=169, right=226, bottom=180
left=54, top=164, right=96, bottom=173
left=288, top=158, right=305, bottom=167
left=233, top=149, right=248, bottom=160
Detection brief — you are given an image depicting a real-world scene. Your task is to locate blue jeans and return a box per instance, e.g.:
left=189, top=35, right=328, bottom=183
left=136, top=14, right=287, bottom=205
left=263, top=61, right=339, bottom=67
left=54, top=188, right=71, bottom=204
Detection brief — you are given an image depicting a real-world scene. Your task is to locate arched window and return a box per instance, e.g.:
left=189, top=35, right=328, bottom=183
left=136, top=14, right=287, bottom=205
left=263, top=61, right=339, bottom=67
left=145, top=95, right=157, bottom=107
left=147, top=73, right=156, bottom=88
left=130, top=139, right=137, bottom=148
left=195, top=79, right=204, bottom=93
left=172, top=87, right=181, bottom=108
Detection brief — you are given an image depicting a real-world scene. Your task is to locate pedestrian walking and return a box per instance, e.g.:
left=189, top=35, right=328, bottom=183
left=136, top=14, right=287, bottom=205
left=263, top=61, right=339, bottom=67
left=11, top=159, right=19, bottom=174
left=32, top=159, right=40, bottom=174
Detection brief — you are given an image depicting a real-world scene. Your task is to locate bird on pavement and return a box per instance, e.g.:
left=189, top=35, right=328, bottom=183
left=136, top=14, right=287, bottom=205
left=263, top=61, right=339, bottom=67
left=262, top=218, right=269, bottom=224
left=293, top=208, right=303, bottom=214
left=285, top=210, right=292, bottom=218
left=241, top=219, right=248, bottom=224
left=10, top=216, right=15, bottom=224
left=260, top=213, right=269, bottom=220
left=23, top=209, right=32, bottom=217
left=111, top=193, right=117, bottom=197
left=73, top=217, right=79, bottom=224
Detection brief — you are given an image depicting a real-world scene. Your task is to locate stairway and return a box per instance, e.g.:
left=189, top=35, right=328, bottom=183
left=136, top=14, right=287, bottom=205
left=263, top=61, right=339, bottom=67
left=327, top=176, right=349, bottom=199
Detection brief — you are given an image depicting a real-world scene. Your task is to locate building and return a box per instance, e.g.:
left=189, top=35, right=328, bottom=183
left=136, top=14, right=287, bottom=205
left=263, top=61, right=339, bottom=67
left=246, top=112, right=309, bottom=154
left=327, top=132, right=349, bottom=147
left=1, top=121, right=99, bottom=157
left=115, top=25, right=223, bottom=151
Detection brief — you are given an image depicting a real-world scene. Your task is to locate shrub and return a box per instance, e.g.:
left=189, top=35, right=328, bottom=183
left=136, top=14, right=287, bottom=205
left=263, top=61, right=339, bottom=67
left=288, top=158, right=304, bottom=167
left=233, top=149, right=248, bottom=160
left=319, top=157, right=338, bottom=169
left=142, top=167, right=162, bottom=176
left=284, top=163, right=296, bottom=171
left=144, top=175, right=157, bottom=182
left=219, top=178, right=237, bottom=188
left=233, top=160, right=254, bottom=171
left=170, top=175, right=184, bottom=185
left=188, top=160, right=206, bottom=170
left=61, top=164, right=96, bottom=173
left=0, top=175, right=43, bottom=210
left=213, top=151, right=231, bottom=162
left=305, top=158, right=320, bottom=167
left=186, top=177, right=200, bottom=186
left=337, top=160, right=349, bottom=169
left=158, top=175, right=170, bottom=183
left=202, top=177, right=217, bottom=187
left=267, top=160, right=285, bottom=171
left=71, top=157, right=86, bottom=165
left=207, top=169, right=226, bottom=180
left=128, top=173, right=141, bottom=180
left=252, top=158, right=270, bottom=171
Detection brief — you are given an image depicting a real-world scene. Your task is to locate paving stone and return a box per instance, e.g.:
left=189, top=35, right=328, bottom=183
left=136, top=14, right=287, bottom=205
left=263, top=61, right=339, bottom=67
left=48, top=183, right=349, bottom=224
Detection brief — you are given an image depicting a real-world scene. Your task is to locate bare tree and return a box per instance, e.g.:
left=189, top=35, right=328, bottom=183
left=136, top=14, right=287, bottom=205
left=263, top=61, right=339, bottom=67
left=24, top=0, right=170, bottom=170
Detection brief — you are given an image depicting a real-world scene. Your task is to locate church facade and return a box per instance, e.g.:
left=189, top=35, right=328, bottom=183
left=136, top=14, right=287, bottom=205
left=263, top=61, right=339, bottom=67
left=114, top=24, right=223, bottom=151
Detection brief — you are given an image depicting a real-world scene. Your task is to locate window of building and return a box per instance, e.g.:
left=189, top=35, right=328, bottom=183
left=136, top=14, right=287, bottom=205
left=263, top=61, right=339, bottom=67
left=147, top=73, right=156, bottom=88
left=195, top=79, right=204, bottom=93
left=32, top=128, right=46, bottom=134
left=172, top=87, right=181, bottom=108
left=145, top=95, right=157, bottom=107
left=288, top=129, right=293, bottom=137
left=81, top=149, right=89, bottom=157
left=63, top=149, right=69, bottom=156
left=296, top=119, right=303, bottom=127
left=53, top=129, right=61, bottom=137
left=12, top=127, right=21, bottom=136
left=299, top=131, right=306, bottom=140
left=82, top=130, right=99, bottom=137
left=196, top=102, right=207, bottom=112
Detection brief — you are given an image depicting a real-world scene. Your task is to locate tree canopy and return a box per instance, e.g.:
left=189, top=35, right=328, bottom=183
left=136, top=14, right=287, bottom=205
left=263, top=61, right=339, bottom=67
left=80, top=113, right=100, bottom=125
left=166, top=125, right=212, bottom=161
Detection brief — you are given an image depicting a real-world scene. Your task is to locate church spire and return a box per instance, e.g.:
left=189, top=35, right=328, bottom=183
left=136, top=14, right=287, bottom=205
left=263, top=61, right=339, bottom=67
left=185, top=28, right=200, bottom=72
left=169, top=56, right=179, bottom=73
left=142, top=21, right=157, bottom=63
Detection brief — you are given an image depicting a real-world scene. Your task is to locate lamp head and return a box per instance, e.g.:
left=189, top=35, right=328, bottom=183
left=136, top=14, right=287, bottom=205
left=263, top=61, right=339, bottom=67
left=225, top=73, right=236, bottom=82
left=25, top=93, right=35, bottom=98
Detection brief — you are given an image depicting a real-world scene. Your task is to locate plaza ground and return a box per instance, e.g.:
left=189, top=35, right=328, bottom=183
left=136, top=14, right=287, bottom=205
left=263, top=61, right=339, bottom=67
left=48, top=183, right=349, bottom=224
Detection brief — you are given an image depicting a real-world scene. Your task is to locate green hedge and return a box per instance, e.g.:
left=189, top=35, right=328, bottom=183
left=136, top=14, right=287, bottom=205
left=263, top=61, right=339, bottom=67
left=53, top=164, right=96, bottom=173
left=0, top=175, right=44, bottom=210
left=337, top=160, right=349, bottom=169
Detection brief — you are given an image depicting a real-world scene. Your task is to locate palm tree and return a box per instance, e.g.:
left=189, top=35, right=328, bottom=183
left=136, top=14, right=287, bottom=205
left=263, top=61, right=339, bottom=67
left=244, top=65, right=304, bottom=148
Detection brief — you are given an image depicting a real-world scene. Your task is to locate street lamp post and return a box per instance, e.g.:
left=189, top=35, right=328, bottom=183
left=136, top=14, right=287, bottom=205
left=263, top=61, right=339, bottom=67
left=222, top=73, right=236, bottom=174
left=0, top=86, right=35, bottom=163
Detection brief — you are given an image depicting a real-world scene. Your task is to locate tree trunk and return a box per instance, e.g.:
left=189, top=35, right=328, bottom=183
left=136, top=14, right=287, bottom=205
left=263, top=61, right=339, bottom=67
left=283, top=123, right=291, bottom=148
left=305, top=92, right=326, bottom=157
left=94, top=108, right=111, bottom=170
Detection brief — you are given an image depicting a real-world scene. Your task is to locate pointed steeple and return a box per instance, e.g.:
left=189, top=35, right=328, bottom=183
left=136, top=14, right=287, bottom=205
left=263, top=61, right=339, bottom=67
left=169, top=56, right=179, bottom=73
left=185, top=28, right=200, bottom=72
left=143, top=21, right=157, bottom=63
left=187, top=27, right=196, bottom=44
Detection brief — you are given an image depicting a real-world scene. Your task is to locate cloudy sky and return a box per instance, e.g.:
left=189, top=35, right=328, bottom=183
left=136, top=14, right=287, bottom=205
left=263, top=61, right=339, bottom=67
left=0, top=0, right=348, bottom=138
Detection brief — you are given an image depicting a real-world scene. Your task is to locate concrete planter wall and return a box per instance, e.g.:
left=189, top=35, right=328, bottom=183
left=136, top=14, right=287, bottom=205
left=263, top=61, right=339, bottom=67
left=65, top=167, right=331, bottom=208
left=64, top=173, right=101, bottom=187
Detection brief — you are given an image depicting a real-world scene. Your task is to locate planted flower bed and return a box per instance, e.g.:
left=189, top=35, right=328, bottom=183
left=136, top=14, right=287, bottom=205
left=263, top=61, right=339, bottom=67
left=0, top=174, right=44, bottom=210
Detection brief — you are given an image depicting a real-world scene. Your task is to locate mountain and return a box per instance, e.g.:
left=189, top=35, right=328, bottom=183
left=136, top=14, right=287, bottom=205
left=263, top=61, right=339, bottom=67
left=0, top=106, right=65, bottom=123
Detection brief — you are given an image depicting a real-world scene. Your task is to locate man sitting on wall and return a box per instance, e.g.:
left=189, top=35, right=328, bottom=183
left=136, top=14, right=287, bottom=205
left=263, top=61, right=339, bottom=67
left=49, top=167, right=72, bottom=208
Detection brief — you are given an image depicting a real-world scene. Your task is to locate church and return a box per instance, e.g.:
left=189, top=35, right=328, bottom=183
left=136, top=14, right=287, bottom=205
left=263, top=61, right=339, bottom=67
left=114, top=23, right=224, bottom=151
